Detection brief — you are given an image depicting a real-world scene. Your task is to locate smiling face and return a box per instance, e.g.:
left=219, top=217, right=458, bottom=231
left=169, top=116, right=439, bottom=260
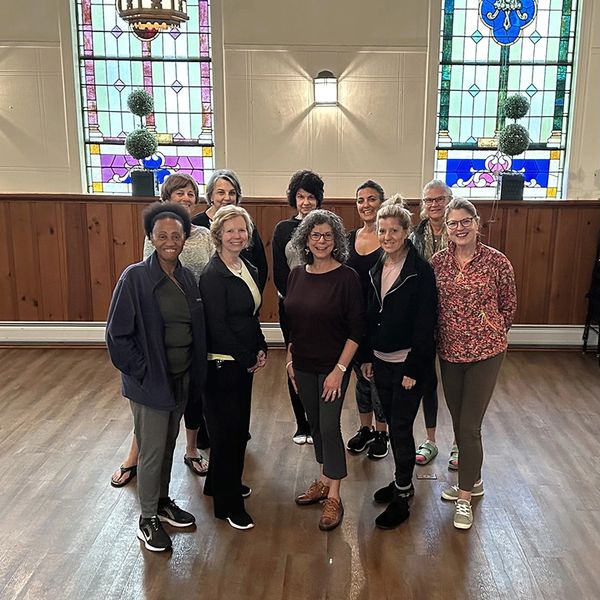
left=356, top=187, right=383, bottom=224
left=307, top=223, right=335, bottom=261
left=422, top=185, right=451, bottom=222
left=377, top=216, right=409, bottom=260
left=168, top=183, right=197, bottom=214
left=210, top=178, right=238, bottom=210
left=220, top=215, right=249, bottom=257
left=150, top=217, right=185, bottom=267
left=446, top=208, right=479, bottom=249
left=295, top=188, right=318, bottom=218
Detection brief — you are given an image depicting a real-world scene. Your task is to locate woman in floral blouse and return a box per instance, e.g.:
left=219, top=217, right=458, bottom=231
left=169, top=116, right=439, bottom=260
left=431, top=198, right=516, bottom=531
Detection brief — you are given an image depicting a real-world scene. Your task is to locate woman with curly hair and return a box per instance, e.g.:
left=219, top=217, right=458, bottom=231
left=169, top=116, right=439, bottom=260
left=284, top=210, right=365, bottom=531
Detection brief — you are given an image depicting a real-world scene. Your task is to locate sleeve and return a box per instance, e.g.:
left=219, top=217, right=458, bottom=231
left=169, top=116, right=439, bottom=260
left=272, top=222, right=291, bottom=297
left=248, top=226, right=268, bottom=292
left=199, top=267, right=258, bottom=369
left=344, top=269, right=366, bottom=346
left=496, top=254, right=517, bottom=331
left=105, top=275, right=146, bottom=380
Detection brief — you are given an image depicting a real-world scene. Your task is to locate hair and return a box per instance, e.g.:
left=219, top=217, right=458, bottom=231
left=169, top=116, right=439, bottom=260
left=205, top=169, right=243, bottom=206
left=143, top=201, right=192, bottom=239
left=210, top=205, right=254, bottom=251
left=420, top=179, right=453, bottom=219
left=290, top=209, right=348, bottom=265
left=376, top=194, right=412, bottom=231
left=160, top=172, right=199, bottom=203
left=356, top=180, right=385, bottom=201
left=286, top=170, right=325, bottom=208
left=444, top=197, right=479, bottom=221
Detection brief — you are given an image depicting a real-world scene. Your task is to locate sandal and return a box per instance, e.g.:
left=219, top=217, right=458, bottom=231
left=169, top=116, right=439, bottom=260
left=415, top=440, right=438, bottom=465
left=110, top=464, right=137, bottom=488
left=448, top=445, right=459, bottom=471
left=184, top=455, right=209, bottom=476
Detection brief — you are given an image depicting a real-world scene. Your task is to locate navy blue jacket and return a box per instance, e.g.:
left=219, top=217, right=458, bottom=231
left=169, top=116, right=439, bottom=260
left=106, top=251, right=207, bottom=411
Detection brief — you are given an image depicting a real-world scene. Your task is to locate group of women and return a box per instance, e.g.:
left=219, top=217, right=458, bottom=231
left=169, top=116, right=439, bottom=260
left=106, top=169, right=516, bottom=552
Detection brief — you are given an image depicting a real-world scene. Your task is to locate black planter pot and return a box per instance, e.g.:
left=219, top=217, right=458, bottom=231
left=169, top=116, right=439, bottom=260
left=498, top=172, right=524, bottom=200
left=131, top=169, right=156, bottom=197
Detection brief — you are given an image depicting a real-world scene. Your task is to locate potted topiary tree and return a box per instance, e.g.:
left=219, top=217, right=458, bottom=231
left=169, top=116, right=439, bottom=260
left=126, top=89, right=158, bottom=197
left=497, top=94, right=531, bottom=200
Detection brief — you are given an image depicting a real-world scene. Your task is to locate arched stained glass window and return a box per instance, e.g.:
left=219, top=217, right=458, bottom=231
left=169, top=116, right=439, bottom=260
left=434, top=0, right=579, bottom=199
left=75, top=0, right=214, bottom=194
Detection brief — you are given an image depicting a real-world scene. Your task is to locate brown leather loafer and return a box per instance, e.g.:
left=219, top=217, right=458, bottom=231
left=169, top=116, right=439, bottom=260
left=319, top=497, right=344, bottom=531
left=295, top=480, right=330, bottom=506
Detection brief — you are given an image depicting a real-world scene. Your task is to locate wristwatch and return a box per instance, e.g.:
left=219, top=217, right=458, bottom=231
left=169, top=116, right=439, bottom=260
left=336, top=363, right=347, bottom=373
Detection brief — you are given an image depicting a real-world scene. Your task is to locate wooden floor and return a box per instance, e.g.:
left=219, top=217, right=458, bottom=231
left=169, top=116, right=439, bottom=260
left=1, top=348, right=600, bottom=600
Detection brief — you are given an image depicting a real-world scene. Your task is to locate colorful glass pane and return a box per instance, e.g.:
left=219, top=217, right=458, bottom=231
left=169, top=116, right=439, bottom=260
left=434, top=0, right=579, bottom=198
left=75, top=0, right=214, bottom=194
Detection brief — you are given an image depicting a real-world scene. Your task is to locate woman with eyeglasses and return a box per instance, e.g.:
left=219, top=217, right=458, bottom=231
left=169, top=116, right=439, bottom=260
left=284, top=210, right=365, bottom=531
left=431, top=198, right=516, bottom=530
left=410, top=179, right=455, bottom=469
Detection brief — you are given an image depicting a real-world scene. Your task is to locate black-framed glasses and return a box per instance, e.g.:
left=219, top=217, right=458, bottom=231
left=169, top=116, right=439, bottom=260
left=446, top=217, right=475, bottom=230
left=309, top=231, right=334, bottom=241
left=423, top=195, right=450, bottom=206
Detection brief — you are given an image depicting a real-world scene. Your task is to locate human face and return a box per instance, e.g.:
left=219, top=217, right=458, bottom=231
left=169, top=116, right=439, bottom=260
left=422, top=186, right=451, bottom=222
left=307, top=223, right=335, bottom=261
left=356, top=187, right=383, bottom=224
left=150, top=217, right=185, bottom=267
left=210, top=178, right=238, bottom=210
left=377, top=217, right=408, bottom=260
left=295, top=188, right=318, bottom=218
left=220, top=215, right=249, bottom=257
left=446, top=208, right=478, bottom=249
left=169, top=183, right=197, bottom=214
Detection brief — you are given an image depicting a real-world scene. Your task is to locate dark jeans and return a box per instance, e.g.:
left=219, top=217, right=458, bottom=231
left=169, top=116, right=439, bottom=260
left=352, top=360, right=386, bottom=424
left=373, top=358, right=422, bottom=488
left=204, top=361, right=253, bottom=517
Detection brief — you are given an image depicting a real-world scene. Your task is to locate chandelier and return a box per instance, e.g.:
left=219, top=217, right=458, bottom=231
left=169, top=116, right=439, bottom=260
left=116, top=0, right=189, bottom=41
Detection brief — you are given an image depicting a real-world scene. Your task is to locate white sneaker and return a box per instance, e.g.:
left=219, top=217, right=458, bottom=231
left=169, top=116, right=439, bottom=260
left=293, top=431, right=307, bottom=445
left=453, top=499, right=473, bottom=530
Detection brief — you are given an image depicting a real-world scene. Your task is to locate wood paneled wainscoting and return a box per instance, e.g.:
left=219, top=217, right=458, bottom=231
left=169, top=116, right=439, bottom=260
left=0, top=194, right=599, bottom=333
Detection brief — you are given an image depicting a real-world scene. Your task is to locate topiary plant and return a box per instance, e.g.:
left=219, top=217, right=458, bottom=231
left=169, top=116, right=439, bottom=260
left=125, top=89, right=157, bottom=162
left=498, top=94, right=531, bottom=157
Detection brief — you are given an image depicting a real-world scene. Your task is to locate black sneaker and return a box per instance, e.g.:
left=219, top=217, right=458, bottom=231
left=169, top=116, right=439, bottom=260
left=242, top=485, right=252, bottom=498
left=375, top=498, right=410, bottom=529
left=347, top=426, right=375, bottom=453
left=157, top=497, right=196, bottom=528
left=367, top=431, right=389, bottom=459
left=373, top=481, right=415, bottom=504
left=224, top=509, right=255, bottom=530
left=137, top=515, right=172, bottom=552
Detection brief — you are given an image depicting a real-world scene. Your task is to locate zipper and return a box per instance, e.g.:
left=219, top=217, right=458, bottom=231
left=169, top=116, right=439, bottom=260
left=369, top=271, right=417, bottom=313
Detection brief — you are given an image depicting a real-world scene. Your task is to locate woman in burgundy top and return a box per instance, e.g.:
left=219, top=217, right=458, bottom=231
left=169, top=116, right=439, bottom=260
left=284, top=210, right=365, bottom=532
left=431, top=198, right=516, bottom=531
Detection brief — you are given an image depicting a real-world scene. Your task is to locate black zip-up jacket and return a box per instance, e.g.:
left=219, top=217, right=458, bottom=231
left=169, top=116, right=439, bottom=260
left=199, top=254, right=267, bottom=370
left=106, top=251, right=207, bottom=411
left=362, top=240, right=438, bottom=382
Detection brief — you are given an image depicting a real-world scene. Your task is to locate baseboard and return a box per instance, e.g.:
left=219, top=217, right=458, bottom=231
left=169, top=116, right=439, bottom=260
left=0, top=322, right=597, bottom=350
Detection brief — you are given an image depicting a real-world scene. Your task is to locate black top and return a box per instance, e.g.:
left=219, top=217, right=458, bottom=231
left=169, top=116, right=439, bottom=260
left=346, top=229, right=382, bottom=302
left=271, top=217, right=302, bottom=297
left=193, top=210, right=268, bottom=292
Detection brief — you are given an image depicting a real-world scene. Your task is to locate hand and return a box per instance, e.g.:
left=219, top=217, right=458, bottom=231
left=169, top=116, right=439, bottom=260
left=322, top=368, right=344, bottom=402
left=361, top=363, right=373, bottom=380
left=257, top=350, right=267, bottom=368
left=402, top=375, right=416, bottom=390
left=286, top=355, right=298, bottom=393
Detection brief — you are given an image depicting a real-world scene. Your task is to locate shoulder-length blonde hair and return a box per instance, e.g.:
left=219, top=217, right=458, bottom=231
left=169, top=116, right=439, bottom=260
left=210, top=205, right=254, bottom=251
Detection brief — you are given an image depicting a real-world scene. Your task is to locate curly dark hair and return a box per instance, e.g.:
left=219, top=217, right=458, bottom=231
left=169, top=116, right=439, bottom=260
left=143, top=201, right=192, bottom=239
left=290, top=209, right=348, bottom=265
left=286, top=170, right=324, bottom=208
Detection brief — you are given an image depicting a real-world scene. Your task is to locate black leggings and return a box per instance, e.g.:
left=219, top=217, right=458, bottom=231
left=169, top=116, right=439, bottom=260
left=420, top=368, right=438, bottom=430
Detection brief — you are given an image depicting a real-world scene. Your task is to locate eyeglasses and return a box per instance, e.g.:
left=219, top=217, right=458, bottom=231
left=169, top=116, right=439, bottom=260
left=446, top=217, right=476, bottom=230
left=309, top=231, right=334, bottom=241
left=423, top=195, right=450, bottom=206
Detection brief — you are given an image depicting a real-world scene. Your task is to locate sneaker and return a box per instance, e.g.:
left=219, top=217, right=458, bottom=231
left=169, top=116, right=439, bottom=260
left=295, top=480, right=330, bottom=505
left=453, top=499, right=473, bottom=530
left=373, top=481, right=414, bottom=504
left=242, top=484, right=252, bottom=498
left=448, top=445, right=459, bottom=470
left=225, top=510, right=255, bottom=530
left=375, top=497, right=410, bottom=529
left=292, top=430, right=308, bottom=445
left=347, top=426, right=375, bottom=453
left=367, top=431, right=389, bottom=459
left=157, top=497, right=196, bottom=527
left=306, top=435, right=314, bottom=445
left=137, top=516, right=172, bottom=552
left=441, top=481, right=484, bottom=501
left=319, top=497, right=344, bottom=531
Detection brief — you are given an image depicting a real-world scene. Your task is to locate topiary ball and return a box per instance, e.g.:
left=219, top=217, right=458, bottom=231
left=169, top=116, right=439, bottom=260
left=503, top=94, right=530, bottom=120
left=127, top=89, right=154, bottom=118
left=125, top=128, right=158, bottom=160
left=498, top=123, right=530, bottom=157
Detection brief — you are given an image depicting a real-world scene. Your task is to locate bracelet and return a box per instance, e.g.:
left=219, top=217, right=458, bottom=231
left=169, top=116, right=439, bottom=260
left=285, top=360, right=293, bottom=369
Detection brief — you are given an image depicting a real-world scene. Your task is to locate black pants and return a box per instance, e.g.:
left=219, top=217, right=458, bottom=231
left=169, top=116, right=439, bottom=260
left=420, top=366, right=438, bottom=430
left=183, top=394, right=210, bottom=447
left=204, top=361, right=253, bottom=517
left=373, top=358, right=422, bottom=488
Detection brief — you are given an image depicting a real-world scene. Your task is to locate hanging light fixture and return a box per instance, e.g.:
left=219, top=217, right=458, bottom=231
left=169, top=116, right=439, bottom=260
left=116, top=0, right=189, bottom=42
left=313, top=70, right=338, bottom=106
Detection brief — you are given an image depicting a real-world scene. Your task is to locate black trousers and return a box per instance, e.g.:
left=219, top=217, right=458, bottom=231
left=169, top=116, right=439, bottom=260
left=203, top=361, right=253, bottom=517
left=420, top=366, right=438, bottom=430
left=373, top=358, right=422, bottom=488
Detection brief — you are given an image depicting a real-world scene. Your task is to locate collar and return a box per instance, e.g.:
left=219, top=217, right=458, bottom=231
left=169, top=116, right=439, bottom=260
left=145, top=250, right=185, bottom=287
left=212, top=253, right=260, bottom=285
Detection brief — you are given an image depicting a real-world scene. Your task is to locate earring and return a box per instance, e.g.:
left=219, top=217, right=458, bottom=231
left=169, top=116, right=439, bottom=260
left=304, top=247, right=310, bottom=255
left=332, top=247, right=340, bottom=259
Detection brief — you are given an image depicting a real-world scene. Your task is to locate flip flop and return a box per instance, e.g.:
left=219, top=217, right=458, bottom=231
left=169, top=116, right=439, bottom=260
left=415, top=441, right=438, bottom=465
left=110, top=464, right=137, bottom=488
left=184, top=455, right=209, bottom=476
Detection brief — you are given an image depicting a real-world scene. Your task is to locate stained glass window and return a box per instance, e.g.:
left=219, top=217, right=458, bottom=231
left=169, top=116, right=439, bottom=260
left=434, top=0, right=579, bottom=198
left=75, top=0, right=214, bottom=194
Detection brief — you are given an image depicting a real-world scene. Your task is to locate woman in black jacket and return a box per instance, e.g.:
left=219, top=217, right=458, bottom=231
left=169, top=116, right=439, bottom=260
left=360, top=195, right=438, bottom=530
left=199, top=205, right=267, bottom=530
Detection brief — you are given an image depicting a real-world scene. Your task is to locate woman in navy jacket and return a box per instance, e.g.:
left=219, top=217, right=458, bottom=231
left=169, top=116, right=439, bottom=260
left=360, top=195, right=437, bottom=530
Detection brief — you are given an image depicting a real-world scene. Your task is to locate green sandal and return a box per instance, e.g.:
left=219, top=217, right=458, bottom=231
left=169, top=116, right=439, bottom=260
left=415, top=440, right=438, bottom=465
left=448, top=445, right=459, bottom=471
